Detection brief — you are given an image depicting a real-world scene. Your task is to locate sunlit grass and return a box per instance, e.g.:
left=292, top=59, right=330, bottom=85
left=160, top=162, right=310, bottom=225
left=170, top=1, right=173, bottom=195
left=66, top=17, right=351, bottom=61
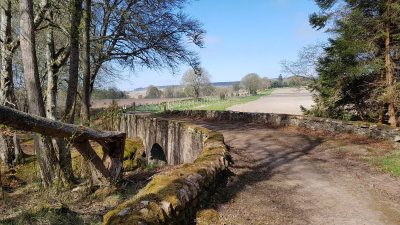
left=364, top=151, right=400, bottom=176
left=134, top=89, right=274, bottom=112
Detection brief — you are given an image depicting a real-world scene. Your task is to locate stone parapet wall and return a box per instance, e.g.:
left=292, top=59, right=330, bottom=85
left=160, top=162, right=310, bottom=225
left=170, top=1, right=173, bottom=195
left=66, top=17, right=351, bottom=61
left=163, top=110, right=400, bottom=143
left=116, top=114, right=205, bottom=165
left=104, top=114, right=230, bottom=225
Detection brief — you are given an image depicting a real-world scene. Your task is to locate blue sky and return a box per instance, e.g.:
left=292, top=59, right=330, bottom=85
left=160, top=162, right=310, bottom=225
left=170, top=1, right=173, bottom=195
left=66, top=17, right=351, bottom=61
left=116, top=0, right=328, bottom=91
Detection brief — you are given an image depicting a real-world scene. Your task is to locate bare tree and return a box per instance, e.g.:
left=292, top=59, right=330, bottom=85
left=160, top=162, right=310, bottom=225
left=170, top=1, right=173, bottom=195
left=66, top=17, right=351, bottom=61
left=280, top=43, right=324, bottom=78
left=241, top=73, right=261, bottom=95
left=89, top=0, right=204, bottom=93
left=181, top=68, right=211, bottom=99
left=260, top=77, right=271, bottom=90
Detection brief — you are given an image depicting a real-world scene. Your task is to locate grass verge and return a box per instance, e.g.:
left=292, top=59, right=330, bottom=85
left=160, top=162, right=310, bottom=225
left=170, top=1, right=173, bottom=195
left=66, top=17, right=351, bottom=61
left=364, top=151, right=400, bottom=176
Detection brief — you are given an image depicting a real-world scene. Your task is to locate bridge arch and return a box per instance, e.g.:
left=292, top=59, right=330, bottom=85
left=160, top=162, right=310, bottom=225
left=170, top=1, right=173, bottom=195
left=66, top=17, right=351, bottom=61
left=149, top=143, right=167, bottom=166
left=118, top=114, right=205, bottom=166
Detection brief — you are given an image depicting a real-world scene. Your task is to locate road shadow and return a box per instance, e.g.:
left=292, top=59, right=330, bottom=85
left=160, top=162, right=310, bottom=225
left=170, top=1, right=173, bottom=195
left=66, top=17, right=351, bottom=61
left=174, top=118, right=325, bottom=224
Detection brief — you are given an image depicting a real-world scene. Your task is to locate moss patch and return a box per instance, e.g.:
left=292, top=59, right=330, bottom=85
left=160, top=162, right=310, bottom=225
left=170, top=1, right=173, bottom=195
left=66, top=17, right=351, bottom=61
left=196, top=208, right=220, bottom=225
left=71, top=138, right=146, bottom=178
left=14, top=155, right=40, bottom=184
left=123, top=138, right=146, bottom=171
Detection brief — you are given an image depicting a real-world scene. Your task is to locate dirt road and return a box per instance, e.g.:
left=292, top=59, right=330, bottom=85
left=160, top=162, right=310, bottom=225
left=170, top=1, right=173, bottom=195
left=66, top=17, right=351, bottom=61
left=165, top=117, right=400, bottom=225
left=228, top=88, right=314, bottom=115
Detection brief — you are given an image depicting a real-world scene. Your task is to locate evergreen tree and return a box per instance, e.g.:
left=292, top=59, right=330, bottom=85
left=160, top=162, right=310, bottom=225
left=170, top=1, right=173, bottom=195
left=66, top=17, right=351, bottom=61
left=309, top=0, right=400, bottom=125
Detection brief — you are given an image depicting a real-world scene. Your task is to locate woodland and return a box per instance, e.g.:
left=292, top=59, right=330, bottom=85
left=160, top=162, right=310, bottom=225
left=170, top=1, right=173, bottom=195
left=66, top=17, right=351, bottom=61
left=0, top=0, right=204, bottom=188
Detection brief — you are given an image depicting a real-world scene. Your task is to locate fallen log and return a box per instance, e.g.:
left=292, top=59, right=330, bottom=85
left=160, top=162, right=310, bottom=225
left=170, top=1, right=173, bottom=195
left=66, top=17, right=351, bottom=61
left=0, top=105, right=125, bottom=186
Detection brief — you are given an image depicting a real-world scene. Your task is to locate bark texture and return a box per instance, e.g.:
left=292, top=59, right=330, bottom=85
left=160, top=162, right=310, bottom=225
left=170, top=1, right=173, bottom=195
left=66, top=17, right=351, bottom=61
left=19, top=0, right=62, bottom=187
left=64, top=0, right=82, bottom=124
left=81, top=0, right=91, bottom=126
left=385, top=0, right=396, bottom=127
left=59, top=0, right=83, bottom=182
left=0, top=0, right=22, bottom=167
left=0, top=133, right=22, bottom=167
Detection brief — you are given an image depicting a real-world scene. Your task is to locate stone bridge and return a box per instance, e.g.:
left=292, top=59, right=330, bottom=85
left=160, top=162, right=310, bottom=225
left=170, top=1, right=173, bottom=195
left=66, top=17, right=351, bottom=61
left=115, top=113, right=205, bottom=166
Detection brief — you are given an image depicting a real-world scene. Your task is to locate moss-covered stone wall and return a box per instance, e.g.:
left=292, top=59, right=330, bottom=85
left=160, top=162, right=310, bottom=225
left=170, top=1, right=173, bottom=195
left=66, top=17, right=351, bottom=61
left=104, top=114, right=229, bottom=225
left=163, top=110, right=400, bottom=143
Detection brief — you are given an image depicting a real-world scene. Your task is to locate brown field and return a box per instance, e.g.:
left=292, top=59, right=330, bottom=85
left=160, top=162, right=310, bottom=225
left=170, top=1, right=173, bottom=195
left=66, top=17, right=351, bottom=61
left=90, top=97, right=188, bottom=109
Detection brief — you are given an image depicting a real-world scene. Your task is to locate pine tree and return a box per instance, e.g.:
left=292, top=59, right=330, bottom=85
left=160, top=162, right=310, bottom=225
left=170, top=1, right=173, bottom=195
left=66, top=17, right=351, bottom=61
left=309, top=0, right=400, bottom=125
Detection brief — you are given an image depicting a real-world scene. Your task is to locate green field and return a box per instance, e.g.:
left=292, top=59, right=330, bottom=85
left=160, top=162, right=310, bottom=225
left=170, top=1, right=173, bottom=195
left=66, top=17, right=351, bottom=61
left=134, top=89, right=274, bottom=112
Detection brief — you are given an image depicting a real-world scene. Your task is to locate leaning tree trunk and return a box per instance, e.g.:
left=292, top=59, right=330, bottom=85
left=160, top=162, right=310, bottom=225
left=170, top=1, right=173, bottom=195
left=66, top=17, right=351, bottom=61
left=0, top=106, right=125, bottom=186
left=19, top=0, right=65, bottom=187
left=0, top=0, right=23, bottom=168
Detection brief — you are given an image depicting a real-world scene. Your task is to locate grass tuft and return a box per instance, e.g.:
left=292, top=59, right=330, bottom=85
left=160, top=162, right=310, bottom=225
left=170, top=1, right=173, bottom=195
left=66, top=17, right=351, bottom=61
left=364, top=151, right=400, bottom=176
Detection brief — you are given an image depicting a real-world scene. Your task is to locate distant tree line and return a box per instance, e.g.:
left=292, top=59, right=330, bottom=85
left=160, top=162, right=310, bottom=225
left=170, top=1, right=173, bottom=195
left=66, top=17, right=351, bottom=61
left=91, top=88, right=127, bottom=100
left=145, top=70, right=310, bottom=99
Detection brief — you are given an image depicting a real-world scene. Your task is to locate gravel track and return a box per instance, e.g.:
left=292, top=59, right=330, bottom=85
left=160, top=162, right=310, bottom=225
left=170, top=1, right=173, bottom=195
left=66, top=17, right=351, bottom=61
left=227, top=88, right=314, bottom=115
left=164, top=117, right=400, bottom=225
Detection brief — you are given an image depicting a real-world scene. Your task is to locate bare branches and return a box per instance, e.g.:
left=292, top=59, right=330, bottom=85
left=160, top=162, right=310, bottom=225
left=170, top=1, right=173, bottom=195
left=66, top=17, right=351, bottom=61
left=90, top=0, right=205, bottom=90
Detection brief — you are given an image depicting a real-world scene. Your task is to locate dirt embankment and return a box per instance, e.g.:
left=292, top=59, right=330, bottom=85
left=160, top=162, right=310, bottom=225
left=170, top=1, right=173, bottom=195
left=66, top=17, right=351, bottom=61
left=228, top=88, right=314, bottom=115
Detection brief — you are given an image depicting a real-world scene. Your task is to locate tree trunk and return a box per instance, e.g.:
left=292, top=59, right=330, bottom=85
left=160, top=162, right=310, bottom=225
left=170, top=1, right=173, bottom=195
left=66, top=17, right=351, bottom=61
left=58, top=0, right=83, bottom=182
left=81, top=0, right=91, bottom=126
left=19, top=0, right=63, bottom=187
left=45, top=10, right=57, bottom=120
left=0, top=0, right=22, bottom=168
left=0, top=133, right=22, bottom=168
left=44, top=9, right=75, bottom=182
left=64, top=0, right=82, bottom=124
left=385, top=3, right=396, bottom=127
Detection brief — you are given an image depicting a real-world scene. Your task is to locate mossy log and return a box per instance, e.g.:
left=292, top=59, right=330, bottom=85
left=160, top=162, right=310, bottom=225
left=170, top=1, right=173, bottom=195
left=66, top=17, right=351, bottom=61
left=0, top=105, right=125, bottom=186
